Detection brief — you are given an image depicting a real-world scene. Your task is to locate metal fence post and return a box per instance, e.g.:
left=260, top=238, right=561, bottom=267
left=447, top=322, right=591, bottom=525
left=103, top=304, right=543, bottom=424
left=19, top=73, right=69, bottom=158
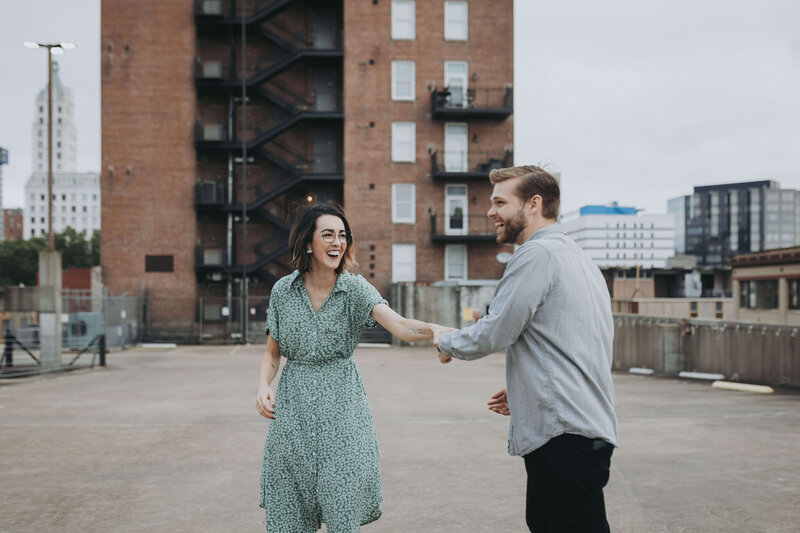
left=3, top=331, right=13, bottom=368
left=99, top=334, right=106, bottom=366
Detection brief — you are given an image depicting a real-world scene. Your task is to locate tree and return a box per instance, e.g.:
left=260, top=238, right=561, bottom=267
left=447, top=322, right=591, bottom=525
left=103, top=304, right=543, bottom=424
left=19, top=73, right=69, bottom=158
left=0, top=237, right=46, bottom=286
left=0, top=228, right=100, bottom=286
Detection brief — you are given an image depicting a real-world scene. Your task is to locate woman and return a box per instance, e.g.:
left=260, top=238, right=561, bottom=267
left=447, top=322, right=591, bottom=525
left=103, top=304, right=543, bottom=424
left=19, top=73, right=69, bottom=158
left=256, top=204, right=444, bottom=533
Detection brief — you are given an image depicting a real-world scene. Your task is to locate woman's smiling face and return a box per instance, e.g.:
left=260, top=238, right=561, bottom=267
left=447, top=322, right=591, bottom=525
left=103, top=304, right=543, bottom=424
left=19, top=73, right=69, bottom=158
left=308, top=214, right=348, bottom=272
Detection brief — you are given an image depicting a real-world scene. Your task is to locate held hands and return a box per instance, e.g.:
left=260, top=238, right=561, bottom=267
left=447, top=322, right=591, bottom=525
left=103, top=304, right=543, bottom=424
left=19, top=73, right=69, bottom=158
left=431, top=324, right=457, bottom=364
left=487, top=389, right=510, bottom=416
left=256, top=385, right=276, bottom=419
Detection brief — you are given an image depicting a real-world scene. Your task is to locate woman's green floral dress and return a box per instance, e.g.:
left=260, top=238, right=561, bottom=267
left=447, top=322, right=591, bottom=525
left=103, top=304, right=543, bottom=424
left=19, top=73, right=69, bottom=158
left=260, top=270, right=388, bottom=533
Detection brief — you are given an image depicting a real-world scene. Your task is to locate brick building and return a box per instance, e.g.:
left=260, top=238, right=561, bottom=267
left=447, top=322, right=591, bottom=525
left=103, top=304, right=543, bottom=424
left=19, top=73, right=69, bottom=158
left=101, top=0, right=513, bottom=339
left=3, top=209, right=23, bottom=241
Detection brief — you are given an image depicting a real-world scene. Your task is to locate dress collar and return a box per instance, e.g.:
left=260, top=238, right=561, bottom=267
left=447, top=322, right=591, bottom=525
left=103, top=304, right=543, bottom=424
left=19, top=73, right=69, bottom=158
left=289, top=270, right=349, bottom=293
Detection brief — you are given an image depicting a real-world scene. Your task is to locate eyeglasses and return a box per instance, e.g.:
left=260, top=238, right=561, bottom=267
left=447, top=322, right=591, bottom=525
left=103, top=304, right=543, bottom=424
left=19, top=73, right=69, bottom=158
left=319, top=231, right=352, bottom=244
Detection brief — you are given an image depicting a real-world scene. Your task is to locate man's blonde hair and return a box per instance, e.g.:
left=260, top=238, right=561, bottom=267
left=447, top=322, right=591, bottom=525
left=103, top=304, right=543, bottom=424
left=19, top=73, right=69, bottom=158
left=489, top=165, right=560, bottom=220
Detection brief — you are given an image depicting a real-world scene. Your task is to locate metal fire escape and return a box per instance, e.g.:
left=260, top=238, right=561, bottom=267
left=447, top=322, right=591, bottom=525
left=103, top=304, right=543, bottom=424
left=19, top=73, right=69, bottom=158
left=194, top=0, right=344, bottom=287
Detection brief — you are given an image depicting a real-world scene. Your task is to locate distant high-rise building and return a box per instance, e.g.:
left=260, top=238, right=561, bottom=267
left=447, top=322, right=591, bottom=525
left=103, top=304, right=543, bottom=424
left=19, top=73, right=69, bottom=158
left=561, top=204, right=675, bottom=269
left=23, top=64, right=99, bottom=239
left=668, top=180, right=800, bottom=266
left=0, top=146, right=7, bottom=240
left=30, top=62, right=77, bottom=174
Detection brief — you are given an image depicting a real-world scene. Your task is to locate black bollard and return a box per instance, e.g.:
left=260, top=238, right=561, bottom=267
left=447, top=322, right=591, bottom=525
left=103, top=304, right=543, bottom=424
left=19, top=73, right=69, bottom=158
left=98, top=334, right=106, bottom=367
left=3, top=331, right=13, bottom=368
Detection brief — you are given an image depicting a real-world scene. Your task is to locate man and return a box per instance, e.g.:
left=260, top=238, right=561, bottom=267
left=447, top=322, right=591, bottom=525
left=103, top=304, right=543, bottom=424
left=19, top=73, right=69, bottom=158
left=435, top=165, right=618, bottom=532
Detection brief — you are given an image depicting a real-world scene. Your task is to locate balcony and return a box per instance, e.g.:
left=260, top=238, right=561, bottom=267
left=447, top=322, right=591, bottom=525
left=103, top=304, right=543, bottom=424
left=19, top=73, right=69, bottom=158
left=431, top=150, right=512, bottom=181
left=430, top=86, right=513, bottom=120
left=430, top=215, right=498, bottom=243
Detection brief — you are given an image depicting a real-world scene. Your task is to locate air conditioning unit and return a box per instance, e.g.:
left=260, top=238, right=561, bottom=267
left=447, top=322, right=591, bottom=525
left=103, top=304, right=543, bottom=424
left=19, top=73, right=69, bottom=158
left=203, top=124, right=223, bottom=141
left=202, top=61, right=223, bottom=79
left=202, top=0, right=223, bottom=15
left=197, top=181, right=225, bottom=204
left=203, top=249, right=224, bottom=266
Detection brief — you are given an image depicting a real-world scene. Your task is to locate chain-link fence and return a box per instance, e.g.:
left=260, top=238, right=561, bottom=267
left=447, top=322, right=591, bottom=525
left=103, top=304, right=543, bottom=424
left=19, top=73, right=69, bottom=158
left=142, top=295, right=268, bottom=344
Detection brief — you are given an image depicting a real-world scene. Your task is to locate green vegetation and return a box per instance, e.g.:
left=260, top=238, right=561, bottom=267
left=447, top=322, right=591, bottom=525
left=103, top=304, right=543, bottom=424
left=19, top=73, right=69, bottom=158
left=0, top=228, right=100, bottom=286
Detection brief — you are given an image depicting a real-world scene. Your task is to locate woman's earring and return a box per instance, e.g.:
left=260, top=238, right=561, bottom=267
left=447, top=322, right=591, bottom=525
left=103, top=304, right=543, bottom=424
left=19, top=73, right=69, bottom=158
left=306, top=248, right=312, bottom=254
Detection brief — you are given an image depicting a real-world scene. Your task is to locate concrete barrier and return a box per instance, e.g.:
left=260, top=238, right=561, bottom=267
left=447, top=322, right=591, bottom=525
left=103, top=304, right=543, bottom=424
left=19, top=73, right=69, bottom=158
left=614, top=315, right=800, bottom=388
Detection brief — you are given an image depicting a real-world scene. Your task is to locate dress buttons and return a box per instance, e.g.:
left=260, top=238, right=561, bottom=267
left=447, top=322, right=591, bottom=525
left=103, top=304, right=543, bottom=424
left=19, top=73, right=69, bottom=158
left=313, top=379, right=317, bottom=385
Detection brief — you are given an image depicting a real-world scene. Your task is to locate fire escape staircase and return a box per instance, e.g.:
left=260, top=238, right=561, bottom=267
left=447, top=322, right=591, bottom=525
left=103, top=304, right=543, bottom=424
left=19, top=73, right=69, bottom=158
left=195, top=6, right=343, bottom=281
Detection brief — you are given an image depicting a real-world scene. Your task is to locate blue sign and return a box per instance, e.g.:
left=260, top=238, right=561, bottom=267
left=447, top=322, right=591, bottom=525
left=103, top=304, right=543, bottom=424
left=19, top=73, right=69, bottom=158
left=0, top=147, right=7, bottom=165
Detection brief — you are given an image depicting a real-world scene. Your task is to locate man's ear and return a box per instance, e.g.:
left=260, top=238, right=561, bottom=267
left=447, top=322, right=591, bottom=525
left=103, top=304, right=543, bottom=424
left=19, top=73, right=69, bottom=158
left=528, top=195, right=542, bottom=212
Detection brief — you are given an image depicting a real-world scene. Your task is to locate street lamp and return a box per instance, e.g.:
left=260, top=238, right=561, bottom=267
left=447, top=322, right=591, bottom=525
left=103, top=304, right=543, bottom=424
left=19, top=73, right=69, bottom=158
left=23, top=41, right=76, bottom=250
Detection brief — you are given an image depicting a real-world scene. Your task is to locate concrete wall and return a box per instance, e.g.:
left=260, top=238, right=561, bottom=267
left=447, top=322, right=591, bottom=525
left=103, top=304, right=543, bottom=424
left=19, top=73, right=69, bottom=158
left=613, top=315, right=800, bottom=387
left=390, top=280, right=498, bottom=345
left=612, top=298, right=735, bottom=320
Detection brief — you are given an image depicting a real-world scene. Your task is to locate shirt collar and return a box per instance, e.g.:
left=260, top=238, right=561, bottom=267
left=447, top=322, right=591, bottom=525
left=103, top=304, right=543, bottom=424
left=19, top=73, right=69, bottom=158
left=526, top=222, right=566, bottom=243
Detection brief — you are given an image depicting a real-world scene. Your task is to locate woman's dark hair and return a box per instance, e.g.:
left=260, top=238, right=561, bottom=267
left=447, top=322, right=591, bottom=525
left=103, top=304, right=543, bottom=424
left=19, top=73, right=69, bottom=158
left=288, top=203, right=357, bottom=274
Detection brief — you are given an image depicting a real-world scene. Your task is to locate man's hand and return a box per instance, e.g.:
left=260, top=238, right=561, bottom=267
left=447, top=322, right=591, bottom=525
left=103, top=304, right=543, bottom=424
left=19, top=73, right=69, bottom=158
left=256, top=385, right=276, bottom=419
left=487, top=389, right=509, bottom=416
left=432, top=324, right=456, bottom=364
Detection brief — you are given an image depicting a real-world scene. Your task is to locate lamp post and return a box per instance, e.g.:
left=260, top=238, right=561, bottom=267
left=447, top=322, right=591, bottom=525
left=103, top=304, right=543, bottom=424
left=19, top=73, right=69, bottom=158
left=23, top=41, right=75, bottom=372
left=23, top=41, right=76, bottom=250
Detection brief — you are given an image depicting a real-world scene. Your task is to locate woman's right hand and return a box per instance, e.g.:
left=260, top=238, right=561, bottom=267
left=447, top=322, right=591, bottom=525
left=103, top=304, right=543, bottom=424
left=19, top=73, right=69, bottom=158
left=256, top=385, right=276, bottom=419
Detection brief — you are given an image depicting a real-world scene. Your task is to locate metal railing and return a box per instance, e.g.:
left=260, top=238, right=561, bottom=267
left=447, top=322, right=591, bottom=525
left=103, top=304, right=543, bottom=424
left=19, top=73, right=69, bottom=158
left=431, top=150, right=512, bottom=176
left=431, top=86, right=513, bottom=112
left=430, top=214, right=498, bottom=240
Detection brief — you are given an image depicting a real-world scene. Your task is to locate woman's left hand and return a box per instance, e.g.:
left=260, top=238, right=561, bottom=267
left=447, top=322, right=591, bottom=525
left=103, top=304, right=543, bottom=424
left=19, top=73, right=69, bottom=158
left=256, top=385, right=276, bottom=419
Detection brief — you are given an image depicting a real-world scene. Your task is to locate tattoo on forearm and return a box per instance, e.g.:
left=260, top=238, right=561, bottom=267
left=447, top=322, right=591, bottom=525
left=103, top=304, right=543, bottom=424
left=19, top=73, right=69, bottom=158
left=271, top=363, right=277, bottom=370
left=409, top=327, right=425, bottom=335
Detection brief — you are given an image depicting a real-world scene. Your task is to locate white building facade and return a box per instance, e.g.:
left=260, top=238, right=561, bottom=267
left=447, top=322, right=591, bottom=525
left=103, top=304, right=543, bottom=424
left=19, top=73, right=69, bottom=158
left=24, top=63, right=99, bottom=238
left=562, top=207, right=675, bottom=269
left=25, top=173, right=100, bottom=238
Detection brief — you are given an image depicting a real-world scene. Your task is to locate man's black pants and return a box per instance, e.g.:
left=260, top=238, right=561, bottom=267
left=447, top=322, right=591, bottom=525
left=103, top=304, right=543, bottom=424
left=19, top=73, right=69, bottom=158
left=523, top=433, right=613, bottom=533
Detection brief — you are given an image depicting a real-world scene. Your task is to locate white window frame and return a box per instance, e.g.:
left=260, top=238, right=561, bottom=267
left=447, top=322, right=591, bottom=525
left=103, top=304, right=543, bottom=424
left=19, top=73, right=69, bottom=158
left=391, top=60, right=416, bottom=101
left=391, top=122, right=416, bottom=162
left=392, top=244, right=416, bottom=282
left=444, top=1, right=468, bottom=41
left=392, top=183, right=416, bottom=224
left=391, top=0, right=415, bottom=40
left=445, top=244, right=468, bottom=281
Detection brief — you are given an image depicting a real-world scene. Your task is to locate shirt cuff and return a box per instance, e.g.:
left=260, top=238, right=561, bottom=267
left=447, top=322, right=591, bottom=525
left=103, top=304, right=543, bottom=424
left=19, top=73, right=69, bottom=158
left=438, top=331, right=454, bottom=356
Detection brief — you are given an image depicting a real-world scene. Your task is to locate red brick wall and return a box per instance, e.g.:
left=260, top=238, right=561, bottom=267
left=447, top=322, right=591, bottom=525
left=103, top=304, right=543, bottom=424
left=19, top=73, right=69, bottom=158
left=101, top=0, right=198, bottom=323
left=62, top=268, right=92, bottom=291
left=3, top=210, right=23, bottom=241
left=343, top=0, right=514, bottom=297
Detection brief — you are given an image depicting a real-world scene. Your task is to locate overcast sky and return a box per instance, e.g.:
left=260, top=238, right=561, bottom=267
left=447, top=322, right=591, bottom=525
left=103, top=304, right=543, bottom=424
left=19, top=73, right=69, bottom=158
left=1, top=0, right=799, bottom=215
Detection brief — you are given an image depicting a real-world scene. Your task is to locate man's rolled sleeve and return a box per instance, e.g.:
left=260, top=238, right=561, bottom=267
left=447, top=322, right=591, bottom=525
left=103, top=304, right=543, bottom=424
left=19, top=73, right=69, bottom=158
left=438, top=243, right=553, bottom=360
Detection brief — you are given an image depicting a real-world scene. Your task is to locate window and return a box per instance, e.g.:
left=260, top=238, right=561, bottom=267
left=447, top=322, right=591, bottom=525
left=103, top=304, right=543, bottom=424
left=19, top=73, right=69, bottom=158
left=789, top=279, right=800, bottom=310
left=145, top=255, right=174, bottom=273
left=690, top=301, right=698, bottom=318
left=392, top=244, right=416, bottom=282
left=445, top=244, right=467, bottom=280
left=391, top=0, right=415, bottom=40
left=392, top=183, right=416, bottom=223
left=391, top=122, right=416, bottom=162
left=444, top=1, right=468, bottom=40
left=391, top=61, right=415, bottom=101
left=739, top=280, right=778, bottom=309
left=715, top=301, right=723, bottom=319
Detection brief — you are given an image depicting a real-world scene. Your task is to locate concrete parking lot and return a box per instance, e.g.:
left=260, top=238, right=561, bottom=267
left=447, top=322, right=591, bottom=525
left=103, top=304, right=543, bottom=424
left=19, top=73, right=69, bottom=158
left=1, top=345, right=798, bottom=532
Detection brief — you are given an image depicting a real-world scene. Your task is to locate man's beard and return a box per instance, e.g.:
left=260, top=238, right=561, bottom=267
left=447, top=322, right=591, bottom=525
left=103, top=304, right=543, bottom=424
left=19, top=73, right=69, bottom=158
left=497, top=208, right=526, bottom=244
